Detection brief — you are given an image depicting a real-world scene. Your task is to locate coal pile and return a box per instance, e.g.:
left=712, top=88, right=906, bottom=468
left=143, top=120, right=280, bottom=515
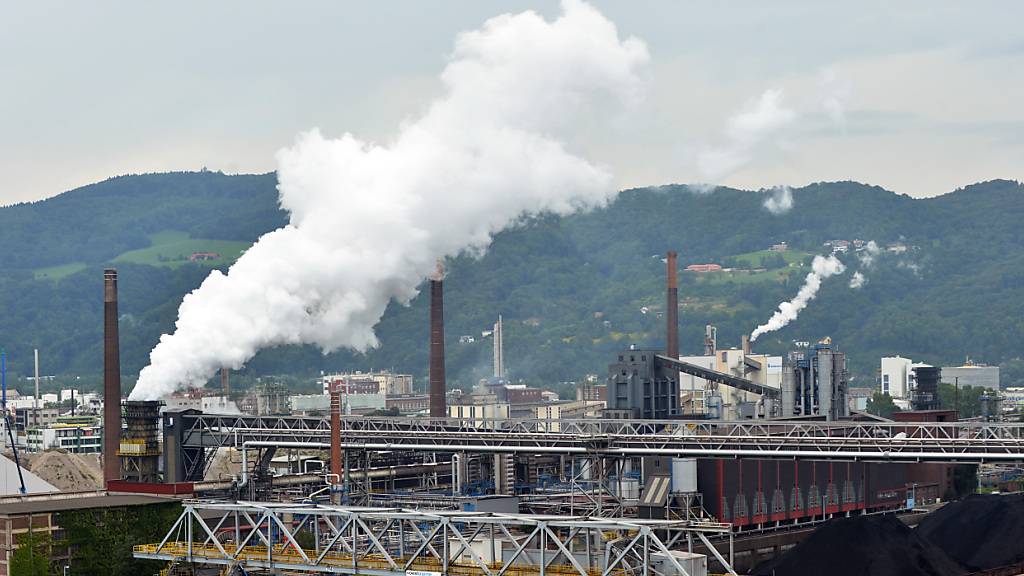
left=916, top=493, right=1024, bottom=571
left=752, top=514, right=964, bottom=576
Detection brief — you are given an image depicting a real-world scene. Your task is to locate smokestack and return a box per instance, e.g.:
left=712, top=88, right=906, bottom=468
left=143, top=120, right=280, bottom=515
left=330, top=382, right=342, bottom=504
left=103, top=268, right=122, bottom=484
left=666, top=251, right=679, bottom=360
left=429, top=264, right=446, bottom=418
left=33, top=349, right=39, bottom=411
left=220, top=367, right=230, bottom=397
left=742, top=334, right=751, bottom=355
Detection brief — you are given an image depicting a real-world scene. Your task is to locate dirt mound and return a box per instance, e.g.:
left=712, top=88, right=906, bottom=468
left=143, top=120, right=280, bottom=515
left=204, top=447, right=242, bottom=481
left=752, top=514, right=964, bottom=576
left=916, top=493, right=1024, bottom=571
left=26, top=450, right=103, bottom=491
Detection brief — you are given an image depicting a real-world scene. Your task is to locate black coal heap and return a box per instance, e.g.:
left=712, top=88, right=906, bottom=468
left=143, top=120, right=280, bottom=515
left=752, top=514, right=964, bottom=576
left=915, top=493, right=1024, bottom=572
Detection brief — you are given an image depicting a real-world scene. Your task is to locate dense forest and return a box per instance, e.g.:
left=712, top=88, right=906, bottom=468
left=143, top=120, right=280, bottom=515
left=0, top=171, right=1022, bottom=397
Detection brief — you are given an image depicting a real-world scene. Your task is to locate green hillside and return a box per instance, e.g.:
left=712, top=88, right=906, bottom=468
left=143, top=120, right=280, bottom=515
left=0, top=172, right=1022, bottom=396
left=112, top=230, right=250, bottom=268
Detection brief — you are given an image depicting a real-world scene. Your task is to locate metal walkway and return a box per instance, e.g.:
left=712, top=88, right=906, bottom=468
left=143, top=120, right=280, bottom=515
left=135, top=501, right=735, bottom=576
left=177, top=413, right=1024, bottom=462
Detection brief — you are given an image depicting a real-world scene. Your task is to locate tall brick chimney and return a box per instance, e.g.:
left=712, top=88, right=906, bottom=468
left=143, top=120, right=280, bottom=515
left=103, top=269, right=122, bottom=484
left=666, top=251, right=679, bottom=360
left=428, top=264, right=446, bottom=418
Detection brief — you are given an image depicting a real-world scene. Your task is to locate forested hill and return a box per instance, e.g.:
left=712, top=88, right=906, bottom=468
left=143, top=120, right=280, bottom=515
left=1, top=172, right=1022, bottom=394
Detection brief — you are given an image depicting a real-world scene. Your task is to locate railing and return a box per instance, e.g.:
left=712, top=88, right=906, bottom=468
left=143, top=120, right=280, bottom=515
left=134, top=502, right=735, bottom=575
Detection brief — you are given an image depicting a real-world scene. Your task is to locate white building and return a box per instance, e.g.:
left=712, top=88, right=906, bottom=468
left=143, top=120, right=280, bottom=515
left=942, top=364, right=1000, bottom=391
left=1002, top=387, right=1024, bottom=411
left=26, top=417, right=102, bottom=453
left=880, top=356, right=913, bottom=399
left=448, top=402, right=509, bottom=427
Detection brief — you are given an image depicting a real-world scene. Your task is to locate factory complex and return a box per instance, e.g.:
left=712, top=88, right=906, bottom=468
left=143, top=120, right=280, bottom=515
left=0, top=260, right=1022, bottom=576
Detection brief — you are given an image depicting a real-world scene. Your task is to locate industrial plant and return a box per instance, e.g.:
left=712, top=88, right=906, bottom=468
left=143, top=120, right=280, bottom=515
left=0, top=256, right=1017, bottom=576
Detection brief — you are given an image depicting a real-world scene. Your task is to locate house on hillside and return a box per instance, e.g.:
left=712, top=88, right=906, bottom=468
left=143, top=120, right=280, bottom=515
left=685, top=264, right=723, bottom=273
left=189, top=252, right=221, bottom=262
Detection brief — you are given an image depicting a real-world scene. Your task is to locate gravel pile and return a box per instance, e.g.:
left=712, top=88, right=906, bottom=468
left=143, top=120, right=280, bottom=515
left=26, top=450, right=103, bottom=491
left=915, top=493, right=1024, bottom=572
left=752, top=514, right=964, bottom=576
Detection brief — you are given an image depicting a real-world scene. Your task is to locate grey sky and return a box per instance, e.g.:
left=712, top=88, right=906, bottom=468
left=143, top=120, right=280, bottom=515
left=1, top=1, right=1021, bottom=204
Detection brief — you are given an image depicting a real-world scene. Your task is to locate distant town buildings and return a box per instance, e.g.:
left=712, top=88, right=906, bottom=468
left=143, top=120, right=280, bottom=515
left=320, top=370, right=413, bottom=396
left=26, top=415, right=102, bottom=453
left=189, top=252, right=221, bottom=261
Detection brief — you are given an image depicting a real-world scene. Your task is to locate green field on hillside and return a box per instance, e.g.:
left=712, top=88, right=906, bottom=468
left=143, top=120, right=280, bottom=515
left=730, top=248, right=811, bottom=267
left=694, top=267, right=798, bottom=285
left=33, top=262, right=87, bottom=280
left=112, top=230, right=250, bottom=268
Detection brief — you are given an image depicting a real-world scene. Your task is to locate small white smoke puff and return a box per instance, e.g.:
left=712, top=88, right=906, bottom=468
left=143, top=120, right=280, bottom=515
left=857, top=240, right=881, bottom=268
left=130, top=0, right=649, bottom=400
left=849, top=271, right=866, bottom=289
left=749, top=255, right=846, bottom=342
left=763, top=186, right=793, bottom=215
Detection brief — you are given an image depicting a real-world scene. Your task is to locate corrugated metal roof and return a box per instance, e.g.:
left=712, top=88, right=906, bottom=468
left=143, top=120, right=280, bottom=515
left=0, top=493, right=175, bottom=515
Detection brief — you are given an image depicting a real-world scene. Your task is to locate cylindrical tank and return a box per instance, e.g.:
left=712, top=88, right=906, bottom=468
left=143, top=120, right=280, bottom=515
left=618, top=477, right=640, bottom=500
left=782, top=362, right=796, bottom=417
left=671, top=458, right=697, bottom=493
left=706, top=392, right=723, bottom=420
left=818, top=350, right=833, bottom=420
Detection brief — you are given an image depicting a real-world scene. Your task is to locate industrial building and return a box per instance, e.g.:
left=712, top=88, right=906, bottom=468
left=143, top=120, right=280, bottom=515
left=319, top=370, right=413, bottom=396
left=40, top=265, right=1014, bottom=576
left=942, top=362, right=1000, bottom=391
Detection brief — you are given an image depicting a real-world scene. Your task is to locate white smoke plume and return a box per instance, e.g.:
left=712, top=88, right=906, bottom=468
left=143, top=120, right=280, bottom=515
left=849, top=271, right=866, bottom=289
left=819, top=67, right=851, bottom=130
left=857, top=240, right=881, bottom=268
left=697, top=88, right=796, bottom=182
left=129, top=0, right=649, bottom=400
left=762, top=185, right=794, bottom=215
left=749, top=255, right=846, bottom=342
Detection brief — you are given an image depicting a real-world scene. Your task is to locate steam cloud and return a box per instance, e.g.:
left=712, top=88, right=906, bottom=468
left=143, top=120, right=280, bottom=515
left=749, top=255, right=846, bottom=342
left=849, top=271, right=866, bottom=289
left=857, top=240, right=880, bottom=267
left=763, top=185, right=794, bottom=215
left=697, top=88, right=796, bottom=182
left=130, top=0, right=649, bottom=400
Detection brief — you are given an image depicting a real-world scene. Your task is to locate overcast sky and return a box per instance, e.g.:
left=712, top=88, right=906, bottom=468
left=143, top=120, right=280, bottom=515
left=1, top=1, right=1021, bottom=204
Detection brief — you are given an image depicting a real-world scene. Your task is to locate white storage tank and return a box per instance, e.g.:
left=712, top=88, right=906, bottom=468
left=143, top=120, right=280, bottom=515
left=616, top=477, right=640, bottom=501
left=671, top=458, right=697, bottom=493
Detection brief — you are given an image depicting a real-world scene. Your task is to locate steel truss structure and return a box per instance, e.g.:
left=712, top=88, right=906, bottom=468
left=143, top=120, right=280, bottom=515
left=134, top=501, right=735, bottom=576
left=179, top=414, right=1024, bottom=462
